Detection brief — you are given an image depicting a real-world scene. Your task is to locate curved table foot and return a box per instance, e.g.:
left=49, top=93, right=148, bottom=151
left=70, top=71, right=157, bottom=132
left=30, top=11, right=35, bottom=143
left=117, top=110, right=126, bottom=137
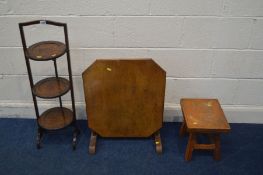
left=154, top=131, right=162, bottom=154
left=89, top=131, right=97, bottom=154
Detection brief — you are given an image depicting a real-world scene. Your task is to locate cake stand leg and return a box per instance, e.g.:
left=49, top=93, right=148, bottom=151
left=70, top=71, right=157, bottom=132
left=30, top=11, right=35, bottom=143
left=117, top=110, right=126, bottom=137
left=72, top=127, right=80, bottom=150
left=36, top=127, right=43, bottom=149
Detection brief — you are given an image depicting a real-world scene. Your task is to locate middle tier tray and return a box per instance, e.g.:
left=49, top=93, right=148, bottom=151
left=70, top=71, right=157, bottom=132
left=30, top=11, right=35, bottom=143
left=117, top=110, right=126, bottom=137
left=38, top=107, right=73, bottom=130
left=33, top=77, right=70, bottom=98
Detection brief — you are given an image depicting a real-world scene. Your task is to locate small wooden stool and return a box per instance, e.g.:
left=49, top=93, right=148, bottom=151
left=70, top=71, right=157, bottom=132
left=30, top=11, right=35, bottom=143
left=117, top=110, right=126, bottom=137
left=180, top=99, right=230, bottom=161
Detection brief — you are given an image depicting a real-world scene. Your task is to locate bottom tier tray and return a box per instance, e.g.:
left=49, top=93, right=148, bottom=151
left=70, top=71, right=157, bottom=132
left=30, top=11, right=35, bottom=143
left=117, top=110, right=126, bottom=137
left=38, top=107, right=73, bottom=130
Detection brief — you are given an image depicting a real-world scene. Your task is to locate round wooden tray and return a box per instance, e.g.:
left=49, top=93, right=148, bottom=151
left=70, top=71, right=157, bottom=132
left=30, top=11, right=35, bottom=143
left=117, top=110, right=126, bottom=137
left=38, top=107, right=73, bottom=130
left=33, top=77, right=70, bottom=98
left=27, top=41, right=66, bottom=61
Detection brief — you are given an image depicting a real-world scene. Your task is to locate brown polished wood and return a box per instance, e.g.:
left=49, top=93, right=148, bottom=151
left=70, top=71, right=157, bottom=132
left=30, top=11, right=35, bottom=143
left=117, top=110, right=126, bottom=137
left=33, top=77, right=70, bottom=98
left=180, top=99, right=230, bottom=161
left=27, top=41, right=66, bottom=61
left=38, top=107, right=73, bottom=130
left=82, top=59, right=166, bottom=154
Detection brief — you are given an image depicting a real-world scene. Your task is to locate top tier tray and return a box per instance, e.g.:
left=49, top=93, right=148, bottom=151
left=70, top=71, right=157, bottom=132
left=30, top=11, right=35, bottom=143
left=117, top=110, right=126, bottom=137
left=27, top=41, right=66, bottom=61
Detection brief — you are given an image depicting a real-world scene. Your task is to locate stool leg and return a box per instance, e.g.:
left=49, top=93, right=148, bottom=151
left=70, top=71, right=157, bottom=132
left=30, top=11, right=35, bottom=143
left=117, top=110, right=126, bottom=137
left=185, top=133, right=196, bottom=161
left=214, top=134, right=221, bottom=160
left=179, top=119, right=187, bottom=137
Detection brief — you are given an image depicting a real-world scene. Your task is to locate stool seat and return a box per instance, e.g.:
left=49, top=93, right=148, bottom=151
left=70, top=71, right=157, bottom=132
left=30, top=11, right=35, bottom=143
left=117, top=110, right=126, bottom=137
left=180, top=98, right=230, bottom=161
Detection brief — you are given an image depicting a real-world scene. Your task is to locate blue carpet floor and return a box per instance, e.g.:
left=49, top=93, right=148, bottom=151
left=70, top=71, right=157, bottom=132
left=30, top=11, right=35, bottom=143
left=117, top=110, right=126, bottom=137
left=0, top=119, right=262, bottom=175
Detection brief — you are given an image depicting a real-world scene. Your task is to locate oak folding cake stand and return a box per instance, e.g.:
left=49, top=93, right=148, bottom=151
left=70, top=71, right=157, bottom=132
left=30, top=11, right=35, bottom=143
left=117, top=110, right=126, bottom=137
left=19, top=20, right=79, bottom=149
left=82, top=59, right=166, bottom=154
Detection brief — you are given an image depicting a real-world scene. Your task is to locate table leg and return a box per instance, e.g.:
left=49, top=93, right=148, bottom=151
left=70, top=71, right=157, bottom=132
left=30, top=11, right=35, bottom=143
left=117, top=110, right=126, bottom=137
left=89, top=131, right=97, bottom=155
left=185, top=133, right=196, bottom=161
left=214, top=134, right=221, bottom=160
left=154, top=131, right=162, bottom=154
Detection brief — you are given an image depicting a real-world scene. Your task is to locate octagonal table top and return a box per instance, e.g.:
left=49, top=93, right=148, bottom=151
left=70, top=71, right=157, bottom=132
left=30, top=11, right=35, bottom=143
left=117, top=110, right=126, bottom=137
left=82, top=59, right=166, bottom=137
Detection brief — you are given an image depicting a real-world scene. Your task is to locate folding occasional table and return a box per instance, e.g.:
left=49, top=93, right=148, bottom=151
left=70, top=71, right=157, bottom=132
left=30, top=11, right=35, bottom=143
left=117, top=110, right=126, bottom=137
left=82, top=59, right=166, bottom=154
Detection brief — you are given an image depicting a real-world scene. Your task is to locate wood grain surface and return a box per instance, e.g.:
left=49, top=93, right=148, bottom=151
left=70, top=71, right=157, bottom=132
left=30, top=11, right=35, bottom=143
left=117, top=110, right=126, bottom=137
left=181, top=99, right=230, bottom=132
left=33, top=77, right=70, bottom=98
left=38, top=107, right=73, bottom=130
left=27, top=41, right=66, bottom=61
left=82, top=59, right=166, bottom=137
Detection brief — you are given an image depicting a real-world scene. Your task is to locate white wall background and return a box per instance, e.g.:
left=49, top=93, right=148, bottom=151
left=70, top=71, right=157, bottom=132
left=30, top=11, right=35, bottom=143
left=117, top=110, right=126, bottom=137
left=1, top=0, right=263, bottom=123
